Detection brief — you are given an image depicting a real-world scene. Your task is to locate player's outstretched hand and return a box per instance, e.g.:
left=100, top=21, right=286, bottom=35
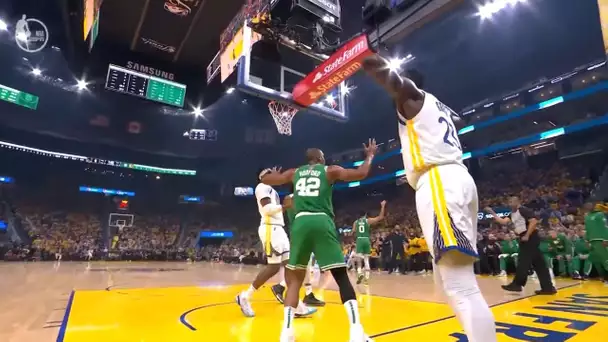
left=381, top=200, right=387, bottom=207
left=363, top=138, right=377, bottom=157
left=283, top=195, right=293, bottom=209
left=270, top=166, right=282, bottom=174
left=484, top=207, right=494, bottom=213
left=362, top=54, right=386, bottom=72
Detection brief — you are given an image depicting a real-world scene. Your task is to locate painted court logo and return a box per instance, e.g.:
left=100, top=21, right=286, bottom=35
left=292, top=34, right=373, bottom=107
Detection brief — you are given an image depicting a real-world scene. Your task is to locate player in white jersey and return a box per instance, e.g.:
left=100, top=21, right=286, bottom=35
left=363, top=55, right=497, bottom=342
left=235, top=169, right=317, bottom=318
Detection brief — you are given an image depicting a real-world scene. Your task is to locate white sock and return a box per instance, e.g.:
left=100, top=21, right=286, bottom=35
left=305, top=283, right=313, bottom=296
left=357, top=267, right=362, bottom=275
left=437, top=257, right=497, bottom=342
left=364, top=270, right=370, bottom=280
left=283, top=306, right=295, bottom=329
left=344, top=299, right=360, bottom=325
left=243, top=285, right=255, bottom=299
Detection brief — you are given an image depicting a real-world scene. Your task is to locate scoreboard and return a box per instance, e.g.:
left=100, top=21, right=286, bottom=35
left=0, top=83, right=39, bottom=110
left=104, top=64, right=186, bottom=107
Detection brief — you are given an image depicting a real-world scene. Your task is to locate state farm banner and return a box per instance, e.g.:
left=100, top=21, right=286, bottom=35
left=599, top=0, right=608, bottom=55
left=136, top=0, right=202, bottom=56
left=292, top=34, right=373, bottom=107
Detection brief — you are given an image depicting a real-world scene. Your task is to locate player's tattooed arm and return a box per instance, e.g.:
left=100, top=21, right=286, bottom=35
left=261, top=167, right=296, bottom=186
left=368, top=200, right=387, bottom=225
left=362, top=54, right=423, bottom=108
left=327, top=139, right=377, bottom=182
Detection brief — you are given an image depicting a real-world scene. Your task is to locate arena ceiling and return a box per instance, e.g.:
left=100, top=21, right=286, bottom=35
left=0, top=0, right=605, bottom=166
left=92, top=0, right=245, bottom=70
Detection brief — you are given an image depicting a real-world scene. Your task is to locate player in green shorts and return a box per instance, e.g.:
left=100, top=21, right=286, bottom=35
left=271, top=192, right=326, bottom=307
left=548, top=229, right=572, bottom=277
left=498, top=232, right=519, bottom=277
left=584, top=201, right=608, bottom=284
left=571, top=228, right=592, bottom=280
left=262, top=139, right=377, bottom=342
left=353, top=200, right=386, bottom=285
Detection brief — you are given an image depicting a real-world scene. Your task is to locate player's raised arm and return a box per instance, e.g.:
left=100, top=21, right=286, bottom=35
left=368, top=200, right=387, bottom=225
left=260, top=167, right=296, bottom=186
left=327, top=139, right=377, bottom=182
left=362, top=54, right=424, bottom=105
left=484, top=207, right=511, bottom=226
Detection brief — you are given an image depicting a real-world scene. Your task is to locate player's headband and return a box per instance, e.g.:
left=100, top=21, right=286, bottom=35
left=258, top=168, right=271, bottom=181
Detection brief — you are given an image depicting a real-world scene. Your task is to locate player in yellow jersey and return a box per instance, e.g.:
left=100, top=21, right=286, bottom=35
left=363, top=55, right=497, bottom=342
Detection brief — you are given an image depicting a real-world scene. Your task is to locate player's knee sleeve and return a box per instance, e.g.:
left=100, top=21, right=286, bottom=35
left=363, top=256, right=371, bottom=270
left=437, top=252, right=482, bottom=297
left=437, top=258, right=497, bottom=342
left=330, top=267, right=356, bottom=303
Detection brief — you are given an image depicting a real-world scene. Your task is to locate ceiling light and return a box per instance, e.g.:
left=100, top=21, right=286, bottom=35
left=388, top=58, right=404, bottom=73
left=0, top=19, right=8, bottom=31
left=192, top=107, right=203, bottom=116
left=477, top=0, right=527, bottom=20
left=77, top=79, right=88, bottom=91
left=340, top=83, right=350, bottom=95
left=325, top=94, right=335, bottom=104
left=31, top=68, right=42, bottom=76
left=226, top=87, right=235, bottom=94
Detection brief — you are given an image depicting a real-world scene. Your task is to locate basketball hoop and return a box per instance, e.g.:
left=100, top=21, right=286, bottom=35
left=268, top=101, right=299, bottom=136
left=117, top=219, right=126, bottom=233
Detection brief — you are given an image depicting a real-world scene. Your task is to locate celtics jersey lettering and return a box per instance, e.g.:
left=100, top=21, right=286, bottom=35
left=293, top=164, right=334, bottom=218
left=355, top=217, right=370, bottom=239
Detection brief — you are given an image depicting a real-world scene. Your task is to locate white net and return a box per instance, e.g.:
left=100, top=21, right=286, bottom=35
left=268, top=101, right=299, bottom=136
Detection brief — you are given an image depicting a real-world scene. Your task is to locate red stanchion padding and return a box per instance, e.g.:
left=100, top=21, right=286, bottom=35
left=292, top=34, right=374, bottom=107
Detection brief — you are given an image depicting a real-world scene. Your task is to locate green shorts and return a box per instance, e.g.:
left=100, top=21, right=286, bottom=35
left=355, top=238, right=371, bottom=255
left=288, top=212, right=345, bottom=271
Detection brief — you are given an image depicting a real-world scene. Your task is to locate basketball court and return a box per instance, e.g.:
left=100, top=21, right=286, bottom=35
left=1, top=261, right=607, bottom=342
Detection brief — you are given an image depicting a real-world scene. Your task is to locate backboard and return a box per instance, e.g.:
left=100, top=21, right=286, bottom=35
left=240, top=33, right=349, bottom=122
left=108, top=213, right=134, bottom=228
left=207, top=0, right=354, bottom=123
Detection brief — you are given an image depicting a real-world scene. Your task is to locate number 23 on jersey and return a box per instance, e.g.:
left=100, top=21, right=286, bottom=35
left=435, top=101, right=461, bottom=150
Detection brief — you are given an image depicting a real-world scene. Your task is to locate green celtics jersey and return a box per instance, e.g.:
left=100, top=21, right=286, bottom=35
left=500, top=240, right=519, bottom=254
left=573, top=237, right=590, bottom=254
left=293, top=164, right=334, bottom=218
left=585, top=211, right=608, bottom=242
left=354, top=217, right=370, bottom=239
left=550, top=233, right=571, bottom=254
left=539, top=239, right=552, bottom=254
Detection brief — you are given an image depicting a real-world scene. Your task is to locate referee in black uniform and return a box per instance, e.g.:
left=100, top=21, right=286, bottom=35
left=485, top=196, right=556, bottom=295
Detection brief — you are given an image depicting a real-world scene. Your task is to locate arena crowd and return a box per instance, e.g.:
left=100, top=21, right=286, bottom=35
left=1, top=154, right=607, bottom=282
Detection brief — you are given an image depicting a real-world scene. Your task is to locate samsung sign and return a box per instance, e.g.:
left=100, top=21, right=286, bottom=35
left=126, top=61, right=175, bottom=80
